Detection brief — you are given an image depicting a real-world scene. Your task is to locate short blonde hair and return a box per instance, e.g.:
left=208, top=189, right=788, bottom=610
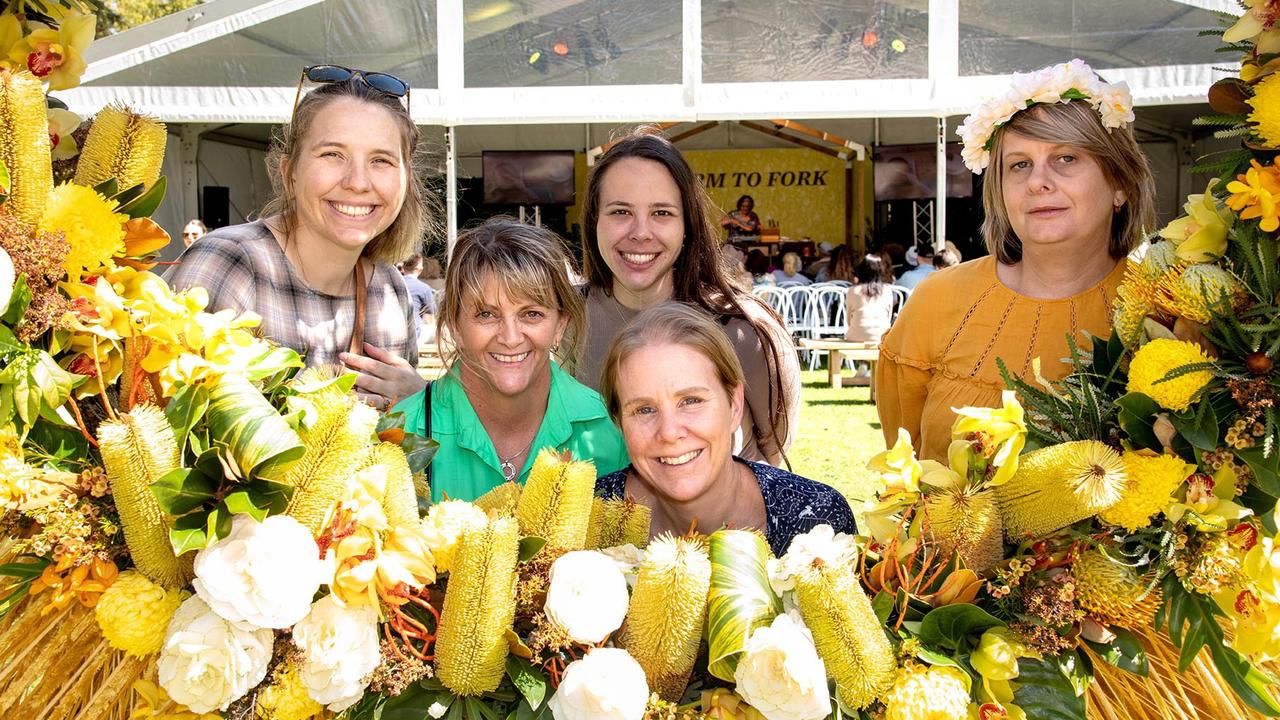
left=437, top=218, right=585, bottom=373
left=599, top=302, right=744, bottom=422
left=262, top=79, right=440, bottom=265
left=981, top=100, right=1156, bottom=264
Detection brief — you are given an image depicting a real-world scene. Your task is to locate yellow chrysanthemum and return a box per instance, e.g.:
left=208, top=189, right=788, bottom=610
left=254, top=657, right=322, bottom=720
left=420, top=500, right=489, bottom=574
left=881, top=664, right=971, bottom=720
left=1251, top=65, right=1280, bottom=149
left=93, top=569, right=184, bottom=656
left=1226, top=159, right=1280, bottom=233
left=1126, top=338, right=1214, bottom=412
left=38, top=183, right=126, bottom=280
left=1099, top=451, right=1193, bottom=531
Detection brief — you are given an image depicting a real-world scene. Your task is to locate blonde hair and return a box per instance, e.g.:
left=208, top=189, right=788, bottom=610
left=262, top=79, right=440, bottom=264
left=981, top=100, right=1156, bottom=264
left=599, top=302, right=744, bottom=422
left=437, top=218, right=585, bottom=373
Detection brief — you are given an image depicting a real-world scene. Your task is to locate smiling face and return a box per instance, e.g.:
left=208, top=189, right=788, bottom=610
left=454, top=273, right=568, bottom=399
left=617, top=342, right=744, bottom=504
left=284, top=96, right=409, bottom=257
left=594, top=157, right=685, bottom=309
left=999, top=132, right=1122, bottom=258
left=737, top=197, right=753, bottom=213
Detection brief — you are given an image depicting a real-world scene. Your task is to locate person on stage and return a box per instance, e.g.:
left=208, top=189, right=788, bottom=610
left=393, top=218, right=627, bottom=503
left=720, top=194, right=762, bottom=240
left=166, top=66, right=435, bottom=411
left=596, top=302, right=854, bottom=556
left=577, top=129, right=800, bottom=467
left=876, top=59, right=1157, bottom=462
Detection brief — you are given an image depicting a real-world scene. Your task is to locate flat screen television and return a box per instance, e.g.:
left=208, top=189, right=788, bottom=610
left=482, top=150, right=576, bottom=205
left=873, top=143, right=973, bottom=201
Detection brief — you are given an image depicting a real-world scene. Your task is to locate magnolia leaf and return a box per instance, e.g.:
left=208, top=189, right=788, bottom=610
left=1086, top=627, right=1150, bottom=677
left=401, top=432, right=439, bottom=475
left=241, top=346, right=304, bottom=381
left=517, top=536, right=546, bottom=563
left=1012, top=658, right=1086, bottom=720
left=223, top=489, right=269, bottom=522
left=117, top=175, right=167, bottom=218
left=916, top=603, right=1004, bottom=651
left=1238, top=447, right=1280, bottom=498
left=93, top=178, right=118, bottom=199
left=506, top=656, right=548, bottom=710
left=121, top=217, right=171, bottom=257
left=170, top=513, right=210, bottom=556
left=110, top=182, right=146, bottom=208
left=706, top=529, right=782, bottom=682
left=150, top=467, right=217, bottom=515
left=165, top=384, right=209, bottom=452
left=247, top=478, right=295, bottom=515
left=1117, top=392, right=1162, bottom=451
left=205, top=373, right=304, bottom=480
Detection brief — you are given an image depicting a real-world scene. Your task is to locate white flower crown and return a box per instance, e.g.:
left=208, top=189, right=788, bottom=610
left=956, top=59, right=1135, bottom=175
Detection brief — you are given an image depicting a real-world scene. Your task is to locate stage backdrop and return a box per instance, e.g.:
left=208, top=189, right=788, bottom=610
left=568, top=147, right=872, bottom=250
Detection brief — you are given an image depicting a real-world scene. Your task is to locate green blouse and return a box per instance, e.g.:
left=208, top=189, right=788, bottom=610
left=393, top=362, right=628, bottom=503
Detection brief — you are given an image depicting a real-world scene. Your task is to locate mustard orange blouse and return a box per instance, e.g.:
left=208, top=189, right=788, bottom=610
left=875, top=256, right=1126, bottom=463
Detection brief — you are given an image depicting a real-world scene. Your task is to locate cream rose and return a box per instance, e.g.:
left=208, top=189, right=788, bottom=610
left=769, top=524, right=859, bottom=595
left=545, top=550, right=630, bottom=644
left=157, top=595, right=273, bottom=713
left=734, top=612, right=830, bottom=720
left=193, top=514, right=327, bottom=629
left=549, top=648, right=649, bottom=720
left=293, top=595, right=381, bottom=711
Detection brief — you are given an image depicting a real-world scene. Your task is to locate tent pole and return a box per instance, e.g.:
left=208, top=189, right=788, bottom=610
left=179, top=124, right=203, bottom=228
left=446, top=126, right=458, bottom=259
left=935, top=117, right=946, bottom=253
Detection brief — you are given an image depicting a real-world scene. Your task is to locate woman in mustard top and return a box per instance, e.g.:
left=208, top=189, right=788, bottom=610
left=393, top=219, right=627, bottom=501
left=876, top=60, right=1158, bottom=462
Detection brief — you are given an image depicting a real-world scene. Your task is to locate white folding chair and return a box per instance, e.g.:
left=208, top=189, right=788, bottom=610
left=888, top=285, right=912, bottom=324
left=753, top=285, right=793, bottom=325
left=806, top=285, right=848, bottom=369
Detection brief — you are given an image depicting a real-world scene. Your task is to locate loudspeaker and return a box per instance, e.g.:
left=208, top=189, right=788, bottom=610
left=202, top=186, right=230, bottom=229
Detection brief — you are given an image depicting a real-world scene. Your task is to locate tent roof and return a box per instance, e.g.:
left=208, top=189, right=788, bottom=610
left=61, top=0, right=1239, bottom=125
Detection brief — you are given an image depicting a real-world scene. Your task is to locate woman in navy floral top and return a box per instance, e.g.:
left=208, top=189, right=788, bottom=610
left=596, top=303, right=855, bottom=556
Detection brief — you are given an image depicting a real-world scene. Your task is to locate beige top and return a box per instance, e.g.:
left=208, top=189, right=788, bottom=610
left=875, top=256, right=1126, bottom=463
left=578, top=289, right=801, bottom=465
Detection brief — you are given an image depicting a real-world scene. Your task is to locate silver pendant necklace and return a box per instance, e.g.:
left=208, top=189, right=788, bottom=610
left=498, top=434, right=536, bottom=482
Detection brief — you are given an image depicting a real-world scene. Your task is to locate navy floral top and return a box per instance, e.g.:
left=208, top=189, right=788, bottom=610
left=595, top=458, right=857, bottom=556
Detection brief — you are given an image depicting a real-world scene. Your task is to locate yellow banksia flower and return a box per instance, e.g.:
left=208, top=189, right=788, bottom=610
left=1073, top=548, right=1161, bottom=629
left=1113, top=284, right=1152, bottom=348
left=73, top=104, right=166, bottom=191
left=1154, top=264, right=1242, bottom=325
left=924, top=486, right=1003, bottom=576
left=39, top=182, right=128, bottom=280
left=94, top=569, right=183, bottom=656
left=435, top=516, right=520, bottom=696
left=881, top=663, right=970, bottom=720
left=794, top=555, right=896, bottom=710
left=0, top=70, right=52, bottom=226
left=516, top=448, right=595, bottom=551
left=100, top=405, right=193, bottom=589
left=254, top=656, right=322, bottom=720
left=474, top=481, right=522, bottom=517
left=284, top=374, right=380, bottom=533
left=586, top=496, right=653, bottom=549
left=363, top=441, right=418, bottom=527
left=1100, top=451, right=1193, bottom=531
left=622, top=534, right=712, bottom=701
left=996, top=440, right=1126, bottom=540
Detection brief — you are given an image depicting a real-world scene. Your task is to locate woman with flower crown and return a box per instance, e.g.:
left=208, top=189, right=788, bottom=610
left=875, top=59, right=1157, bottom=463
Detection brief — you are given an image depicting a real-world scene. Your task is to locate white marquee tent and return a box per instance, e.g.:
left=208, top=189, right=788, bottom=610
left=62, top=0, right=1241, bottom=249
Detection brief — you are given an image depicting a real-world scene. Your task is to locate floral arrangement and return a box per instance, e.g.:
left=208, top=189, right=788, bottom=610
left=956, top=58, right=1135, bottom=174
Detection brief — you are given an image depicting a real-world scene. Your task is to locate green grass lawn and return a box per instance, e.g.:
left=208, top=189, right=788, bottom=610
left=788, top=370, right=885, bottom=512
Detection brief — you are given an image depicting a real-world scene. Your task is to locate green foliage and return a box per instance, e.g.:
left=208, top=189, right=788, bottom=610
left=1085, top=627, right=1150, bottom=677
left=915, top=603, right=1004, bottom=651
left=1011, top=655, right=1088, bottom=720
left=92, top=0, right=202, bottom=36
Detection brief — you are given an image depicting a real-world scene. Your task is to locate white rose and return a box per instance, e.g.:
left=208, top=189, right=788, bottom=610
left=769, top=524, right=859, bottom=595
left=157, top=596, right=273, bottom=713
left=549, top=648, right=649, bottom=720
left=0, top=246, right=14, bottom=312
left=293, top=595, right=381, bottom=711
left=545, top=550, right=630, bottom=644
left=734, top=612, right=830, bottom=720
left=598, top=543, right=646, bottom=589
left=193, top=514, right=327, bottom=629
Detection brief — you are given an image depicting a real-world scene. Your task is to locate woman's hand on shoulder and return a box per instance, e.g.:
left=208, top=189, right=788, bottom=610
left=340, top=342, right=427, bottom=411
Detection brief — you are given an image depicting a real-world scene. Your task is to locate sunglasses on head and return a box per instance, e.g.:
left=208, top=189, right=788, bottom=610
left=292, top=64, right=411, bottom=121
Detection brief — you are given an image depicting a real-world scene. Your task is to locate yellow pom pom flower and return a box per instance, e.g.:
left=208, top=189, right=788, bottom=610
left=1250, top=73, right=1280, bottom=149
left=255, top=657, right=323, bottom=720
left=881, top=664, right=971, bottom=720
left=1099, top=451, right=1193, bottom=532
left=94, top=569, right=184, bottom=657
left=38, top=183, right=126, bottom=280
left=1126, top=338, right=1214, bottom=412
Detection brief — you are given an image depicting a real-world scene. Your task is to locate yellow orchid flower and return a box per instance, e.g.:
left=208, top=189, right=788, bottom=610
left=969, top=627, right=1039, bottom=720
left=1167, top=467, right=1253, bottom=532
left=1244, top=532, right=1280, bottom=602
left=47, top=107, right=81, bottom=160
left=8, top=13, right=95, bottom=90
left=1224, top=0, right=1280, bottom=43
left=951, top=391, right=1027, bottom=486
left=1159, top=181, right=1231, bottom=262
left=0, top=13, right=24, bottom=71
left=868, top=427, right=925, bottom=499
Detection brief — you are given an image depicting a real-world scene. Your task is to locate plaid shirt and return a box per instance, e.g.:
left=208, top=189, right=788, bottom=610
left=165, top=220, right=418, bottom=368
